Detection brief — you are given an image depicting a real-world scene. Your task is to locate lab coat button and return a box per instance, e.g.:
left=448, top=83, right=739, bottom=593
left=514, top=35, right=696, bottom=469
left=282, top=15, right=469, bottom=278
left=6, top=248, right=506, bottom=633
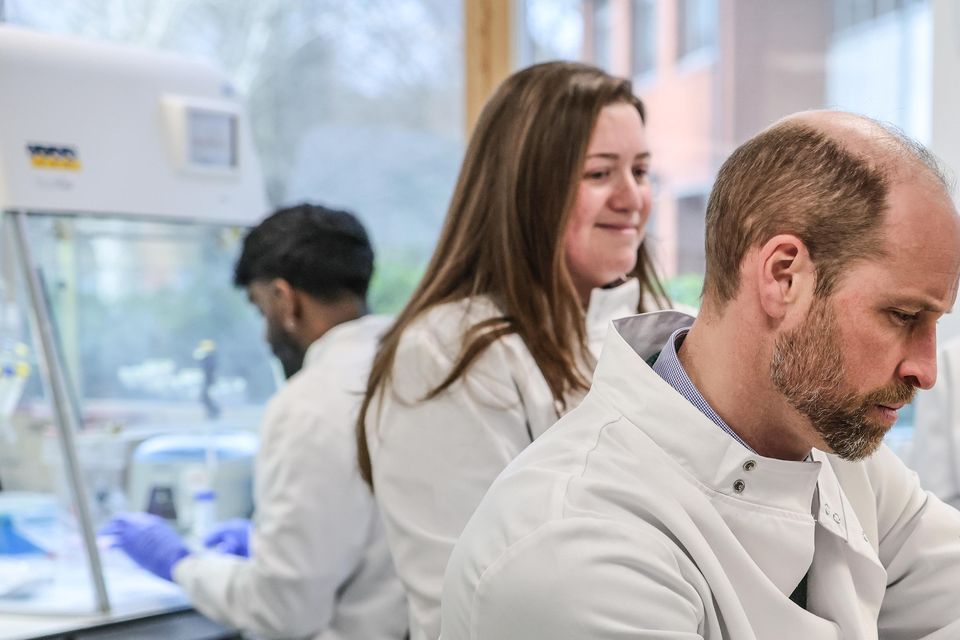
left=824, top=504, right=831, bottom=516
left=733, top=479, right=746, bottom=493
left=742, top=460, right=757, bottom=472
left=833, top=513, right=841, bottom=525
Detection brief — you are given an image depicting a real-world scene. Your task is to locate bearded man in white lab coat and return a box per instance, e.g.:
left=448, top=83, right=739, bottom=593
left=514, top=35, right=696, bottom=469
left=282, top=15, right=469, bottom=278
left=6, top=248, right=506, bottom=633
left=104, top=204, right=407, bottom=640
left=441, top=112, right=960, bottom=640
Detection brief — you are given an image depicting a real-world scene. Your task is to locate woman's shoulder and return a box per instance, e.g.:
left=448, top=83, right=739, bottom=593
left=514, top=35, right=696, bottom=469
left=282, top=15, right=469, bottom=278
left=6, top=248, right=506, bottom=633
left=391, top=296, right=537, bottom=393
left=398, top=296, right=508, bottom=354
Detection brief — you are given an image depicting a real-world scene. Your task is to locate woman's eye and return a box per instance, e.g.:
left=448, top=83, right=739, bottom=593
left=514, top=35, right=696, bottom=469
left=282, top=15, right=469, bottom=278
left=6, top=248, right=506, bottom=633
left=584, top=169, right=611, bottom=180
left=632, top=166, right=649, bottom=181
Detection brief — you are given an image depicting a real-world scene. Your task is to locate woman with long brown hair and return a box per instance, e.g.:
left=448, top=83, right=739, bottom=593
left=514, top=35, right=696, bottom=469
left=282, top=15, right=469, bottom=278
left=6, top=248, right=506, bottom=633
left=357, top=61, right=672, bottom=640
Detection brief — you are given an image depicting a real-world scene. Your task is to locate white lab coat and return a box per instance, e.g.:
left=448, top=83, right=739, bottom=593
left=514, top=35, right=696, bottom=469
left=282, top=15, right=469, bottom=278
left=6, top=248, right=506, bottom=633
left=174, top=315, right=407, bottom=640
left=910, top=336, right=960, bottom=508
left=366, top=279, right=658, bottom=640
left=442, top=311, right=960, bottom=640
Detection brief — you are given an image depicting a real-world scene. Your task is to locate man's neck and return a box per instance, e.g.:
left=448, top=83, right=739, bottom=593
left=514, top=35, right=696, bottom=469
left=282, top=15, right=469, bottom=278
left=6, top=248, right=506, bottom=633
left=678, top=312, right=813, bottom=461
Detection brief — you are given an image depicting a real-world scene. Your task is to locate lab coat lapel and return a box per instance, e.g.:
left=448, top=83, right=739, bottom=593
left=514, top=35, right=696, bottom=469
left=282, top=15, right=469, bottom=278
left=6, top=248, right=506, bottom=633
left=806, top=450, right=886, bottom=638
left=705, top=457, right=818, bottom=599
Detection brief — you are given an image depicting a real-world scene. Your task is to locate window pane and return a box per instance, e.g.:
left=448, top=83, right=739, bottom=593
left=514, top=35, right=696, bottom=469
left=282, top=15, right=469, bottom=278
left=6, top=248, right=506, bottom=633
left=1, top=213, right=57, bottom=566
left=592, top=0, right=612, bottom=70
left=0, top=214, right=201, bottom=616
left=677, top=0, right=717, bottom=60
left=0, top=213, right=120, bottom=615
left=6, top=0, right=465, bottom=315
left=632, top=0, right=657, bottom=76
left=518, top=0, right=583, bottom=66
left=24, top=215, right=276, bottom=416
left=8, top=212, right=274, bottom=613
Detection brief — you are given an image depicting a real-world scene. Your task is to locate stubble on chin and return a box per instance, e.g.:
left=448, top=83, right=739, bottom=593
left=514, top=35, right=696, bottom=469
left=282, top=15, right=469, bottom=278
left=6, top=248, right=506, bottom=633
left=769, top=298, right=914, bottom=461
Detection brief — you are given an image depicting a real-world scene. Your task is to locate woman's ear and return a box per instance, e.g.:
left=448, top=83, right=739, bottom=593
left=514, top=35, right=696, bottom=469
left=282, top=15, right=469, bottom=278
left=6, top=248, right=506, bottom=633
left=756, top=234, right=814, bottom=320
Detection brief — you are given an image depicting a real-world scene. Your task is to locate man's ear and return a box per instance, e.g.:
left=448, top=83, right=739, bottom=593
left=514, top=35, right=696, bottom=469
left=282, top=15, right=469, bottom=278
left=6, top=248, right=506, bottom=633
left=756, top=234, right=814, bottom=320
left=270, top=278, right=301, bottom=331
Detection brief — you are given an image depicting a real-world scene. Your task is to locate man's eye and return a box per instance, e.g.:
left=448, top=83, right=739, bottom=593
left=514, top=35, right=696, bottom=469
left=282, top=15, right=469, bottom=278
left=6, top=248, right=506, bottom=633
left=889, top=310, right=918, bottom=325
left=632, top=167, right=648, bottom=181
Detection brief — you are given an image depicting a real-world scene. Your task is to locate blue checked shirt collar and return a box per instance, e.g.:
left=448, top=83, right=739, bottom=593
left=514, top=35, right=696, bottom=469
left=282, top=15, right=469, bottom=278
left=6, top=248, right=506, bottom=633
left=652, top=327, right=756, bottom=453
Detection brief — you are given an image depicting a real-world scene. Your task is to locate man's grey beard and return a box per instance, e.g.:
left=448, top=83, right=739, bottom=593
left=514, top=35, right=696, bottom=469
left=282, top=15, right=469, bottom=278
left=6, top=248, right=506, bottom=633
left=770, top=297, right=914, bottom=461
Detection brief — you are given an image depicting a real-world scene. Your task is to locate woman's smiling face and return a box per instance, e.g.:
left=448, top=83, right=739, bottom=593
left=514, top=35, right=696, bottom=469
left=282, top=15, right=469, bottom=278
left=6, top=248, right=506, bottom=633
left=564, top=101, right=652, bottom=303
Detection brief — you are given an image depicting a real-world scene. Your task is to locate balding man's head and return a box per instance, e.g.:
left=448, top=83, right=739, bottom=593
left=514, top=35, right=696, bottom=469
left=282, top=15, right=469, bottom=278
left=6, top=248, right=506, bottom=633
left=702, top=111, right=952, bottom=309
left=780, top=110, right=948, bottom=188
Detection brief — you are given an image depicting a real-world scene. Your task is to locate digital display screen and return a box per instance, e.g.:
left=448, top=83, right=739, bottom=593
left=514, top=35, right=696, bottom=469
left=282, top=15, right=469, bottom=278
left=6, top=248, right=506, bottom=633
left=187, top=108, right=237, bottom=168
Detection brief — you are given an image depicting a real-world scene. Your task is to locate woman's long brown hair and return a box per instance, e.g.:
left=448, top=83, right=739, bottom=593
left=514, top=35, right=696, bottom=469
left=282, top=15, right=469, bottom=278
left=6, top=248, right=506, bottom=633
left=358, top=61, right=668, bottom=487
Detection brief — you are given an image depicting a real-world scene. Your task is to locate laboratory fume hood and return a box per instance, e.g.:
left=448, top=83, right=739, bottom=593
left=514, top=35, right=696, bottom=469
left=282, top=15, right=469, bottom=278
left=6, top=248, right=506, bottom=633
left=0, top=24, right=274, bottom=639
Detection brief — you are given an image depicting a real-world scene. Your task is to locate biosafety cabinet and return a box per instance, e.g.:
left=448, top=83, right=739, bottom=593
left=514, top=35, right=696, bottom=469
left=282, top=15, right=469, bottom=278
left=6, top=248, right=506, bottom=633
left=0, top=25, right=276, bottom=639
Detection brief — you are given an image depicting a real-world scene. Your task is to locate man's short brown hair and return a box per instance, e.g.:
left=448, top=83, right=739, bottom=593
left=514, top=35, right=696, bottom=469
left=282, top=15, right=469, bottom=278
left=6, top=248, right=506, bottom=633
left=702, top=119, right=944, bottom=308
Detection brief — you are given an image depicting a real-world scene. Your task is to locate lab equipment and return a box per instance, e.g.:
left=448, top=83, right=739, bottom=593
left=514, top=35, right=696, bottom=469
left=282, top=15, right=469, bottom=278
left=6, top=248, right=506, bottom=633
left=0, top=23, right=275, bottom=636
left=0, top=492, right=58, bottom=600
left=189, top=489, right=217, bottom=547
left=0, top=514, right=46, bottom=556
left=127, top=432, right=257, bottom=532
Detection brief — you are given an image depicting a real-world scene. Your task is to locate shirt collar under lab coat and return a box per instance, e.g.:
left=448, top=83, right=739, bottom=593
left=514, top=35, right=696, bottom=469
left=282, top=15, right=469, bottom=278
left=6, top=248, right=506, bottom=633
left=652, top=327, right=757, bottom=453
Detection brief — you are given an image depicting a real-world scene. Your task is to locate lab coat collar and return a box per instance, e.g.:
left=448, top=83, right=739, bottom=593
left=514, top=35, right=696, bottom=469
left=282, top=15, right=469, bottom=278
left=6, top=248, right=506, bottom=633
left=302, top=314, right=383, bottom=371
left=595, top=312, right=822, bottom=517
left=585, top=278, right=640, bottom=330
left=303, top=325, right=344, bottom=371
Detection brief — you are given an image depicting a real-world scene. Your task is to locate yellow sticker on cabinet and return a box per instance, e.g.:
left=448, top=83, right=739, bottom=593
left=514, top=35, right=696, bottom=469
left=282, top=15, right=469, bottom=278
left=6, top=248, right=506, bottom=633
left=26, top=144, right=82, bottom=170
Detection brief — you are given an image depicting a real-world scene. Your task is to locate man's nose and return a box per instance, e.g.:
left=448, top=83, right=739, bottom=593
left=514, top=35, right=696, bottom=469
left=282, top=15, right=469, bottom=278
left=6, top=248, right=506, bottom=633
left=899, top=328, right=938, bottom=390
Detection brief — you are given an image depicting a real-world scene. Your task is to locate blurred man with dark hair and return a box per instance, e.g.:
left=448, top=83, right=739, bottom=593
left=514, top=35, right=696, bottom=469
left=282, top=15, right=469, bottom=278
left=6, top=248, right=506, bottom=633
left=105, top=203, right=407, bottom=640
left=233, top=203, right=375, bottom=378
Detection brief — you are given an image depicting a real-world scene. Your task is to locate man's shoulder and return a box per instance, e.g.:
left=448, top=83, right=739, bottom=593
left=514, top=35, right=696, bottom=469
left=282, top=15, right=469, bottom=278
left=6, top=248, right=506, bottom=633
left=310, top=314, right=391, bottom=365
left=298, top=315, right=387, bottom=380
left=443, top=438, right=705, bottom=638
left=266, top=318, right=384, bottom=426
left=451, top=510, right=689, bottom=591
left=283, top=356, right=370, bottom=401
left=460, top=401, right=692, bottom=559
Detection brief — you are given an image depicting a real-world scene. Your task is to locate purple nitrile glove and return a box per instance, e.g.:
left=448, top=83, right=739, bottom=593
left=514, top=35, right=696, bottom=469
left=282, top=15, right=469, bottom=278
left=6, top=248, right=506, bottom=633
left=100, top=513, right=190, bottom=581
left=203, top=518, right=252, bottom=557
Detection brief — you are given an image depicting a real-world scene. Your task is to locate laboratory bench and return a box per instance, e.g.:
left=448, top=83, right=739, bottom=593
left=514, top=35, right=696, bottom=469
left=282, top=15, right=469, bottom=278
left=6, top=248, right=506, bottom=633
left=0, top=606, right=240, bottom=640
